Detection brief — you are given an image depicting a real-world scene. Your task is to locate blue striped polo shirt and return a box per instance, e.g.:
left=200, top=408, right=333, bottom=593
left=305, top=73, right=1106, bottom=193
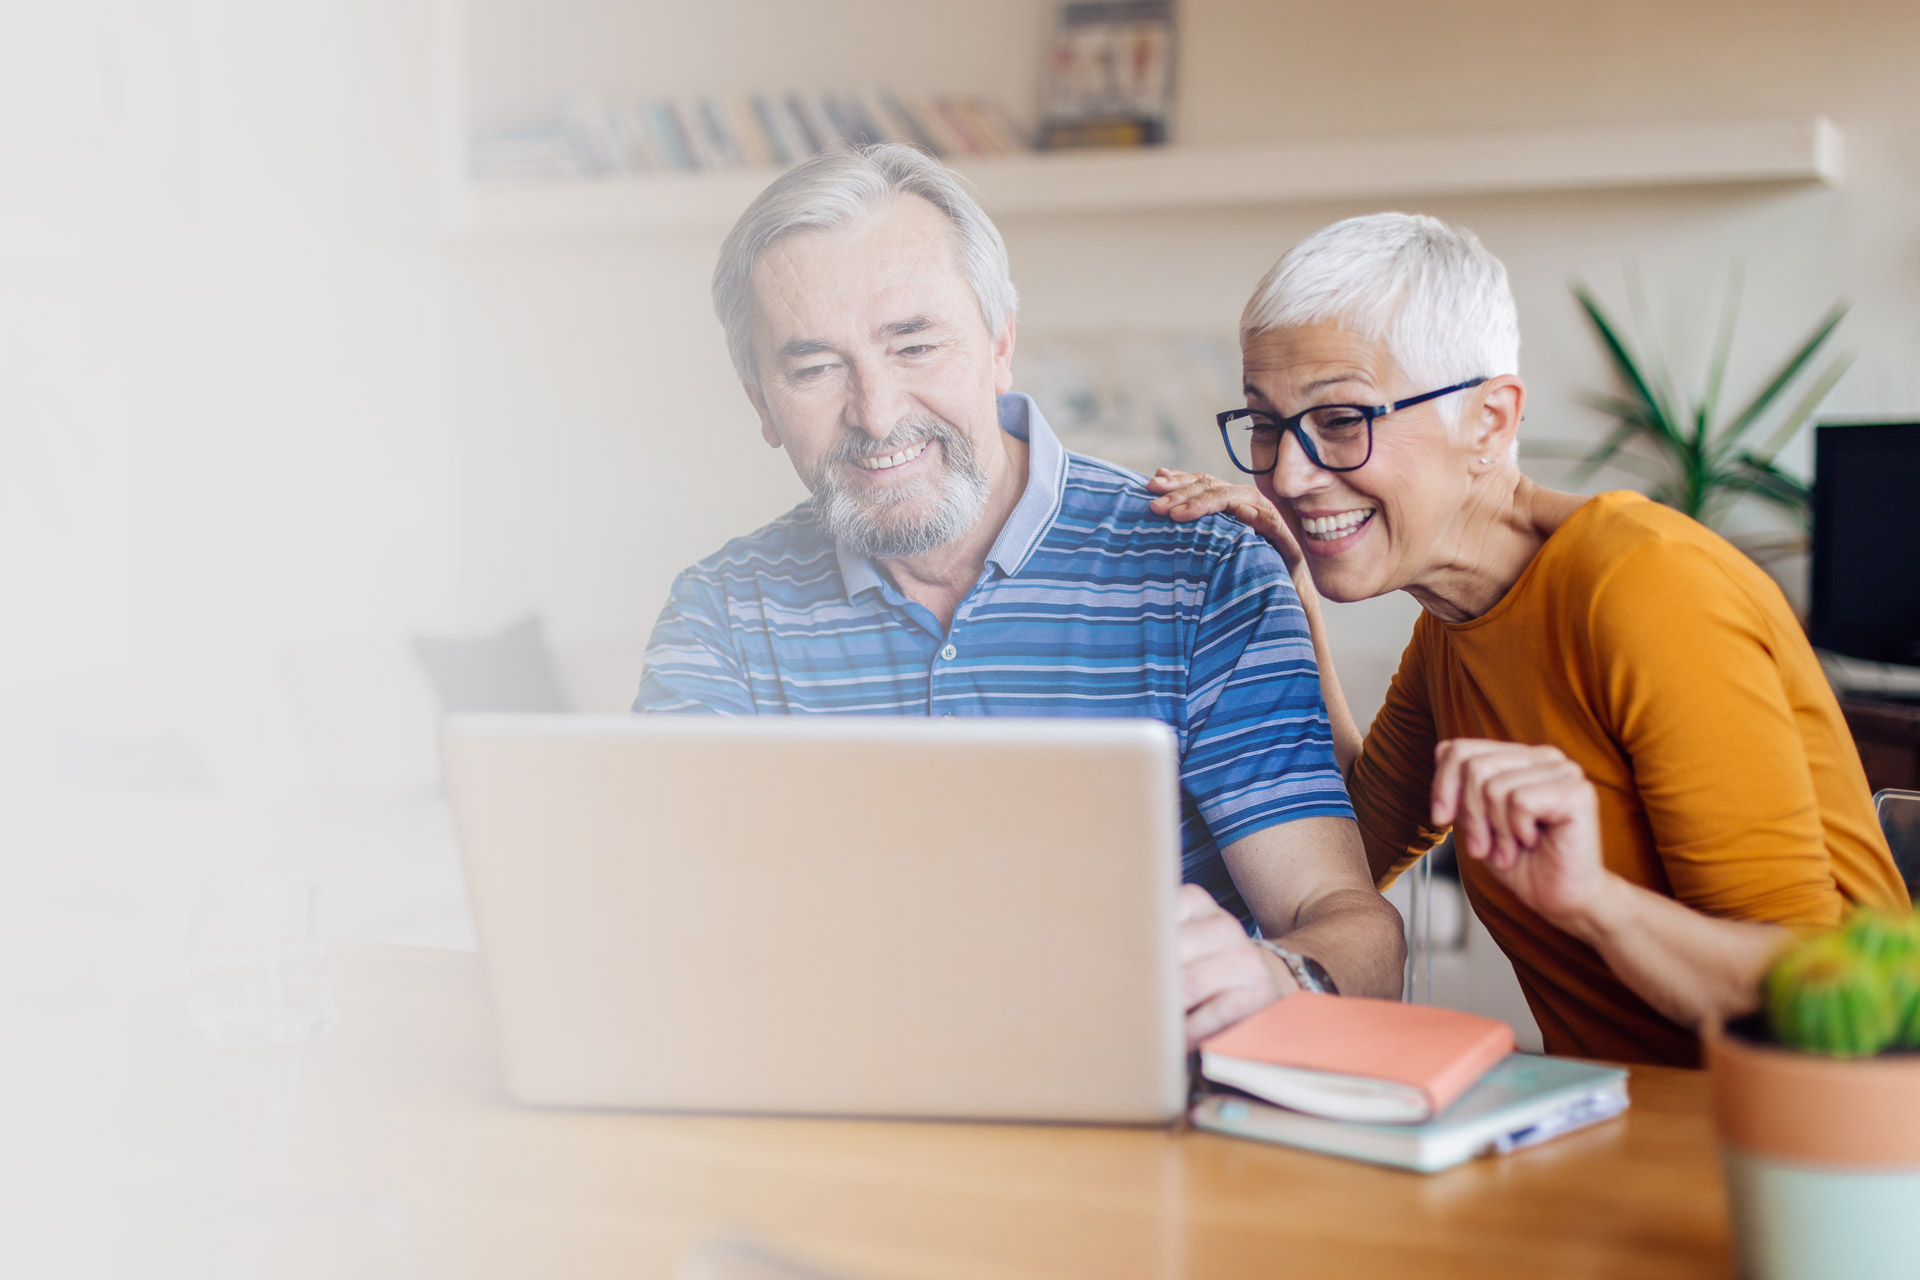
left=635, top=393, right=1354, bottom=925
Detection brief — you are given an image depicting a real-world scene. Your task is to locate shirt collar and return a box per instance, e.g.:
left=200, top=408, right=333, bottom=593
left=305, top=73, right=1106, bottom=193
left=835, top=393, right=1068, bottom=599
left=984, top=392, right=1067, bottom=577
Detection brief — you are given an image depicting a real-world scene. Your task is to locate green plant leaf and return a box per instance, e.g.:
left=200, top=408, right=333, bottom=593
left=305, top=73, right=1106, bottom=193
left=1571, top=283, right=1678, bottom=440
left=1699, top=262, right=1745, bottom=431
left=1733, top=452, right=1815, bottom=500
left=1715, top=301, right=1850, bottom=451
left=1621, top=267, right=1689, bottom=439
left=1744, top=352, right=1855, bottom=468
left=1572, top=389, right=1660, bottom=430
left=1569, top=273, right=1840, bottom=539
left=1571, top=385, right=1687, bottom=471
left=1568, top=419, right=1653, bottom=486
left=1716, top=457, right=1815, bottom=527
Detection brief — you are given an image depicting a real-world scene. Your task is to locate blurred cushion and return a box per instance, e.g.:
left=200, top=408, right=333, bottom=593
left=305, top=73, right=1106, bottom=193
left=410, top=615, right=568, bottom=714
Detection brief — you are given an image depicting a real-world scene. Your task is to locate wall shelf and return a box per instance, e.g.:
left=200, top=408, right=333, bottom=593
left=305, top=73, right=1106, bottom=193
left=440, top=116, right=1842, bottom=238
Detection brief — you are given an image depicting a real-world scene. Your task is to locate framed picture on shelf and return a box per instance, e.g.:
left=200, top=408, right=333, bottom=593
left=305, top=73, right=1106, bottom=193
left=1039, top=0, right=1175, bottom=150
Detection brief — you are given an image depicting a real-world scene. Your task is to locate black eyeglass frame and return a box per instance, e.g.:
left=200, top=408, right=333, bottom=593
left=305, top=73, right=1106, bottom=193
left=1215, top=377, right=1490, bottom=475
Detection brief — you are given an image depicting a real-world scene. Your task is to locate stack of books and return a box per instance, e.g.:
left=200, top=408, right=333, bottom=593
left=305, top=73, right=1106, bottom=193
left=471, top=92, right=1031, bottom=185
left=1192, top=993, right=1629, bottom=1173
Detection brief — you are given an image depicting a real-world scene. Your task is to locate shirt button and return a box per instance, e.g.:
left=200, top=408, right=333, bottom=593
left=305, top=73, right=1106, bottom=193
left=939, top=643, right=957, bottom=661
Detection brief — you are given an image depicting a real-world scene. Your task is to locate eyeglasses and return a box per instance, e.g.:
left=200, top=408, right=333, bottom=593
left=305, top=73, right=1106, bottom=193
left=1216, top=377, right=1489, bottom=475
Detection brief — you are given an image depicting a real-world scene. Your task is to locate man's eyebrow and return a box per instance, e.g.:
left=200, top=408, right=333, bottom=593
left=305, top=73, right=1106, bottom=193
left=777, top=338, right=835, bottom=360
left=881, top=316, right=934, bottom=337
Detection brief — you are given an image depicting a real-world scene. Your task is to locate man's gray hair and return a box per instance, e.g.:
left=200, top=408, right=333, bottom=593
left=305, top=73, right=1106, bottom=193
left=1241, top=213, right=1519, bottom=427
left=713, top=143, right=1019, bottom=385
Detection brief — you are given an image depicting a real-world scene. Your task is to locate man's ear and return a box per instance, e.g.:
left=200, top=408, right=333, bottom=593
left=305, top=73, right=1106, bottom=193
left=1468, top=375, right=1525, bottom=463
left=991, top=315, right=1017, bottom=397
left=743, top=377, right=783, bottom=450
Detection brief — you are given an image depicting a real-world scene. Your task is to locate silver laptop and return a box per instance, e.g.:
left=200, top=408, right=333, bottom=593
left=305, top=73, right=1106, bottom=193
left=442, top=715, right=1187, bottom=1124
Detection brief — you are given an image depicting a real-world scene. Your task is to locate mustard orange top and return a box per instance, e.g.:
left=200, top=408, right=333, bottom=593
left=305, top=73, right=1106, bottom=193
left=1350, top=491, right=1908, bottom=1066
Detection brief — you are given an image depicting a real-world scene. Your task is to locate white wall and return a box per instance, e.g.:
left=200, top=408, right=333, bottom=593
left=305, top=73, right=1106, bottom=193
left=445, top=0, right=1920, bottom=723
left=0, top=0, right=473, bottom=1021
left=0, top=0, right=457, bottom=694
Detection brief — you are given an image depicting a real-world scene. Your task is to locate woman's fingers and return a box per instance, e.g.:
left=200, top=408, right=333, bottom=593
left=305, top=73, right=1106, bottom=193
left=1433, top=742, right=1608, bottom=926
left=1148, top=471, right=1243, bottom=520
left=1433, top=740, right=1574, bottom=863
left=1431, top=739, right=1501, bottom=827
left=1499, top=760, right=1588, bottom=849
left=1482, top=760, right=1578, bottom=860
left=1147, top=468, right=1306, bottom=573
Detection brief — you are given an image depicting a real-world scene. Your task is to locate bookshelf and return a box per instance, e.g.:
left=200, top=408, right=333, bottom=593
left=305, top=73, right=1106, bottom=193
left=440, top=116, right=1843, bottom=238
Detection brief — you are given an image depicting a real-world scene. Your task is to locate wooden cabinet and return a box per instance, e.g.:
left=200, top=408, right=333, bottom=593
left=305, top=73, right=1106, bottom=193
left=1840, top=696, right=1920, bottom=793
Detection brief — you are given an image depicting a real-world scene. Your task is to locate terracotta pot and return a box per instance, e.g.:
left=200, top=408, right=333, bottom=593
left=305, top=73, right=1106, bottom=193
left=1705, top=1019, right=1920, bottom=1280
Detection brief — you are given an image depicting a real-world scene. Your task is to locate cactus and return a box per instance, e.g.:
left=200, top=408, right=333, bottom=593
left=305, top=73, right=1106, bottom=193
left=1887, top=957, right=1920, bottom=1050
left=1765, top=934, right=1898, bottom=1058
left=1840, top=909, right=1920, bottom=967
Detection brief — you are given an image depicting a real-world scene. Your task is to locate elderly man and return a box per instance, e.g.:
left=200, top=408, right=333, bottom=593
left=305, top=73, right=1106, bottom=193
left=635, top=144, right=1405, bottom=1040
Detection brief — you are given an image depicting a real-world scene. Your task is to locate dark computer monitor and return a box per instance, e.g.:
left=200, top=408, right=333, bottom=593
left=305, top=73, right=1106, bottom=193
left=1809, top=421, right=1920, bottom=667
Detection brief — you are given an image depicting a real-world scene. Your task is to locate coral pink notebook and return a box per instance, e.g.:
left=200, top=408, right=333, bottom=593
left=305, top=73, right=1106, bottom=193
left=1198, top=993, right=1515, bottom=1123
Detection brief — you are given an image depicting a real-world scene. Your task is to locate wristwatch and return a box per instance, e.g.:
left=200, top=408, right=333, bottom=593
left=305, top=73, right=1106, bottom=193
left=1255, top=939, right=1339, bottom=995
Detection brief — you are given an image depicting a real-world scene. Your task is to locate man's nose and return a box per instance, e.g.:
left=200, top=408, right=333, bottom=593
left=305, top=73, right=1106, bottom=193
left=846, top=362, right=906, bottom=440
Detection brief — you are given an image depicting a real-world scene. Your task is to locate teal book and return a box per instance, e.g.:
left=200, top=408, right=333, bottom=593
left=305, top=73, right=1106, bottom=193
left=1191, top=1054, right=1629, bottom=1174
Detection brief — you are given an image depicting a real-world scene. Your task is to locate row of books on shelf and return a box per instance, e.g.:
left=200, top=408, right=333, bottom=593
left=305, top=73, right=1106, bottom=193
left=472, top=91, right=1032, bottom=184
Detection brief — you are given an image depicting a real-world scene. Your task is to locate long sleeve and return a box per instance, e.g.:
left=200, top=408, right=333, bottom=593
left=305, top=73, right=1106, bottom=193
left=1346, top=624, right=1449, bottom=887
left=1589, top=542, right=1857, bottom=926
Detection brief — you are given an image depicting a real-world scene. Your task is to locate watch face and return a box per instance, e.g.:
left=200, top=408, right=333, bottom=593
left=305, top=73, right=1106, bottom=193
left=1258, top=938, right=1338, bottom=996
left=1299, top=955, right=1337, bottom=995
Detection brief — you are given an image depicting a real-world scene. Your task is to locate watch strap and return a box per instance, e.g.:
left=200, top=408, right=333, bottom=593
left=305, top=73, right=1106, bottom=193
left=1255, top=938, right=1339, bottom=995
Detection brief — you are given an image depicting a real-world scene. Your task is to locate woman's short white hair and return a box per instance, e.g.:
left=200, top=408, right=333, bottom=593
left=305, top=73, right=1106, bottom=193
left=1240, top=213, right=1519, bottom=426
left=713, top=143, right=1018, bottom=386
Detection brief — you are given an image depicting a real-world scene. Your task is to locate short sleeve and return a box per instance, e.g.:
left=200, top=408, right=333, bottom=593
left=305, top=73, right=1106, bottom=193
left=633, top=568, right=756, bottom=715
left=1180, top=530, right=1354, bottom=846
left=1591, top=542, right=1844, bottom=927
left=1347, top=628, right=1449, bottom=887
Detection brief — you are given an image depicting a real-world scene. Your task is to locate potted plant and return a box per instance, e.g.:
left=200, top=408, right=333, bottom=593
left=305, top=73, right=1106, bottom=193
left=1705, top=908, right=1920, bottom=1280
left=1538, top=265, right=1851, bottom=569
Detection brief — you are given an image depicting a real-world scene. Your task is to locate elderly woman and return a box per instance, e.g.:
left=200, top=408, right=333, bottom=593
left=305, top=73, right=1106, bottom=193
left=1150, top=213, right=1908, bottom=1066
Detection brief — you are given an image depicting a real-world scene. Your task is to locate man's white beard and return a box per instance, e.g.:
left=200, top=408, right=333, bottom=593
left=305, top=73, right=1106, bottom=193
left=810, top=417, right=993, bottom=560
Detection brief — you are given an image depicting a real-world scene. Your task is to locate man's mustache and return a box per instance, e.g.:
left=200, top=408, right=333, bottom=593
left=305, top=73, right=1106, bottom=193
left=824, top=418, right=963, bottom=467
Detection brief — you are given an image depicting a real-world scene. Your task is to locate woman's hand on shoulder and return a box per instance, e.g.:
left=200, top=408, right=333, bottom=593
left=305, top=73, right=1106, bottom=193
left=1147, top=468, right=1304, bottom=576
left=1430, top=739, right=1619, bottom=935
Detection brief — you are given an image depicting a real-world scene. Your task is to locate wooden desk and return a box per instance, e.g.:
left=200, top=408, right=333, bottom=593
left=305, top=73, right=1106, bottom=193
left=1841, top=694, right=1920, bottom=792
left=0, top=944, right=1733, bottom=1279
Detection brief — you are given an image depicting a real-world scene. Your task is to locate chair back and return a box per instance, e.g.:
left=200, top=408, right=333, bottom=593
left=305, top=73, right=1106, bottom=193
left=1401, top=836, right=1453, bottom=1004
left=1873, top=789, right=1920, bottom=899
